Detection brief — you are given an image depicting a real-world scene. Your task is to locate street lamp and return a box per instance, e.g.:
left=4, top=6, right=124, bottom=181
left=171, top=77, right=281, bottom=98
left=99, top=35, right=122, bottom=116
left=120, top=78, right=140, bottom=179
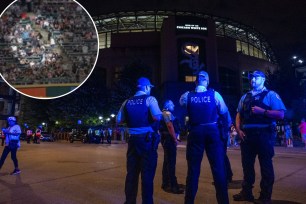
left=110, top=114, right=115, bottom=118
left=42, top=122, right=47, bottom=132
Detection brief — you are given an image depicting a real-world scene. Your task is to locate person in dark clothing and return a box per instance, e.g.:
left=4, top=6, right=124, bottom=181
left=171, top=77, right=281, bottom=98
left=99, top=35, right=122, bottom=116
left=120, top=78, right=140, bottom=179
left=0, top=116, right=22, bottom=175
left=117, top=77, right=162, bottom=204
left=160, top=100, right=184, bottom=194
left=180, top=71, right=229, bottom=204
left=233, top=70, right=286, bottom=204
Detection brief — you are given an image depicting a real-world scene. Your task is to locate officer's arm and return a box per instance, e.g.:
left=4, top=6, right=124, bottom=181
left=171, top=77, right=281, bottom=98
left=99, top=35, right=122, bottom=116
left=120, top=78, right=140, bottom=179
left=163, top=113, right=178, bottom=143
left=262, top=109, right=284, bottom=120
left=148, top=96, right=162, bottom=121
left=252, top=106, right=284, bottom=119
left=214, top=91, right=228, bottom=114
left=264, top=91, right=286, bottom=120
left=166, top=121, right=178, bottom=143
left=235, top=112, right=245, bottom=140
left=179, top=92, right=189, bottom=107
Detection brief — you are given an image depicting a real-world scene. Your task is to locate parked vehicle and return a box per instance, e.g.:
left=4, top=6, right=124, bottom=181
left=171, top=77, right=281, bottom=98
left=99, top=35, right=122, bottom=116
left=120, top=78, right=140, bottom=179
left=69, top=129, right=86, bottom=143
left=40, top=132, right=55, bottom=142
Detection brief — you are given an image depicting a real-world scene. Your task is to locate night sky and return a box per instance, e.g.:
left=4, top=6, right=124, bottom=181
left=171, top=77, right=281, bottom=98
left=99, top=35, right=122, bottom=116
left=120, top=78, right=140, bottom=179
left=1, top=0, right=306, bottom=68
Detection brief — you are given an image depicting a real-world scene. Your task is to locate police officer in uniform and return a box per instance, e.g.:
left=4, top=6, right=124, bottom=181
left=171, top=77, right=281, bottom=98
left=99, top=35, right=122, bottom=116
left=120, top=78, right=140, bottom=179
left=117, top=77, right=162, bottom=204
left=233, top=70, right=286, bottom=204
left=160, top=100, right=184, bottom=194
left=180, top=71, right=229, bottom=204
left=0, top=116, right=22, bottom=175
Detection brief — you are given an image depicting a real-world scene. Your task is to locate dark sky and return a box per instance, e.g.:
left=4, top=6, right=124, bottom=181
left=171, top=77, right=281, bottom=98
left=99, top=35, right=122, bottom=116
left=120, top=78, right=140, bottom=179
left=1, top=0, right=306, bottom=68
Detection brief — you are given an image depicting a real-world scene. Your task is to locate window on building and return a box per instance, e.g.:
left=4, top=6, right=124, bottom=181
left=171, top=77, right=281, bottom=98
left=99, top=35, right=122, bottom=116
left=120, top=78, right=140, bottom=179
left=185, top=76, right=196, bottom=82
left=241, top=41, right=249, bottom=55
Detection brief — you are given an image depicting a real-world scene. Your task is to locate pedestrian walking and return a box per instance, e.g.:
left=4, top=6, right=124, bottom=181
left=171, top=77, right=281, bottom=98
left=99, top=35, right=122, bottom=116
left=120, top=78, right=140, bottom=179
left=117, top=77, right=162, bottom=204
left=0, top=116, right=22, bottom=175
left=233, top=70, right=286, bottom=204
left=180, top=70, right=229, bottom=204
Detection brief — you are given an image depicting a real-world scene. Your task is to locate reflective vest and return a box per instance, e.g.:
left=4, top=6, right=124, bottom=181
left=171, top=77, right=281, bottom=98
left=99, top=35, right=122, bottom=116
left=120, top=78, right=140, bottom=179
left=187, top=90, right=217, bottom=125
left=241, top=90, right=275, bottom=125
left=124, top=95, right=153, bottom=128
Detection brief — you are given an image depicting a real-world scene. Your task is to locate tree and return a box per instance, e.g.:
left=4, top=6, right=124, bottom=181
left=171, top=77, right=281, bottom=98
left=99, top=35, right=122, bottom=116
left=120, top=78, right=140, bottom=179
left=47, top=69, right=110, bottom=128
left=19, top=96, right=49, bottom=130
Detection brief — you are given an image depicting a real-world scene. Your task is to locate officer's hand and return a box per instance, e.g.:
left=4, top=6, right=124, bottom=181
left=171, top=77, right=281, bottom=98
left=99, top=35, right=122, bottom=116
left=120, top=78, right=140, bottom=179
left=251, top=106, right=265, bottom=115
left=237, top=129, right=245, bottom=141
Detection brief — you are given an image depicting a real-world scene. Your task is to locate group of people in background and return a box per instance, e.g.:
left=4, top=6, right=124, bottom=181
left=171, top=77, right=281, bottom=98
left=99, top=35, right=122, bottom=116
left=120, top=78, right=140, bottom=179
left=117, top=69, right=287, bottom=204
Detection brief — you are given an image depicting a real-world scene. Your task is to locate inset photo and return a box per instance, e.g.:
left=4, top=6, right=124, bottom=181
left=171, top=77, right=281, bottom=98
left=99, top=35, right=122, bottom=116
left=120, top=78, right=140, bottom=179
left=0, top=0, right=99, bottom=99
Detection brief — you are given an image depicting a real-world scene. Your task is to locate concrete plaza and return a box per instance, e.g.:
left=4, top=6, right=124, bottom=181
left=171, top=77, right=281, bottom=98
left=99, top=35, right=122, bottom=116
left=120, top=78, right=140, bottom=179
left=0, top=140, right=305, bottom=204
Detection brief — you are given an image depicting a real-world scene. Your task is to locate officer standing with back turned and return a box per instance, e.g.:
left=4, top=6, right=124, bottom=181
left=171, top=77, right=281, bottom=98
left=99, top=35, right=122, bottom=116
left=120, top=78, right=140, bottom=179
left=233, top=70, right=286, bottom=204
left=180, top=71, right=229, bottom=204
left=117, top=77, right=162, bottom=204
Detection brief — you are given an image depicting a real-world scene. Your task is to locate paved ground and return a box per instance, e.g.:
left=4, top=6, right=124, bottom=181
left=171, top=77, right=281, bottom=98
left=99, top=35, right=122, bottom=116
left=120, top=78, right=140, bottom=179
left=0, top=140, right=305, bottom=204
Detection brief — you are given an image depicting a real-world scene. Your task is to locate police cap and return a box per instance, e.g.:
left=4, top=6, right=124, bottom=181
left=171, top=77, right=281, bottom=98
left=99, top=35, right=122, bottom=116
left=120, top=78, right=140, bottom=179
left=248, top=70, right=265, bottom=79
left=137, top=77, right=154, bottom=87
left=7, top=116, right=17, bottom=122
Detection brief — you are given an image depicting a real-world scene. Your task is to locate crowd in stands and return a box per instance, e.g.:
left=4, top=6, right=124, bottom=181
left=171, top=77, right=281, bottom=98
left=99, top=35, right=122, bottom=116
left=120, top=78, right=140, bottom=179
left=0, top=0, right=98, bottom=85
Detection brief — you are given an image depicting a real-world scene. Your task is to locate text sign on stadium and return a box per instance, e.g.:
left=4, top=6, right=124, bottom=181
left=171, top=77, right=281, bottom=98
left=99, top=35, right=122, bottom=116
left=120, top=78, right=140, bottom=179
left=176, top=16, right=208, bottom=35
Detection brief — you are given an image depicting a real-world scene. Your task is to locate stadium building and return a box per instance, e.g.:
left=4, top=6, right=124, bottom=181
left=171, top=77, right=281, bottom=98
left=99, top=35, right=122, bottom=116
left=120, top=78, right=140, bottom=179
left=93, top=11, right=278, bottom=116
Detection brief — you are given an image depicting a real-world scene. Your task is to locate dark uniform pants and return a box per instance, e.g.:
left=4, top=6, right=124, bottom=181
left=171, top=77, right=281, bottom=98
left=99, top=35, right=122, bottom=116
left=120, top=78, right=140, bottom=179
left=240, top=127, right=275, bottom=199
left=161, top=133, right=178, bottom=188
left=125, top=133, right=159, bottom=204
left=0, top=146, right=18, bottom=169
left=185, top=125, right=229, bottom=204
left=223, top=135, right=233, bottom=181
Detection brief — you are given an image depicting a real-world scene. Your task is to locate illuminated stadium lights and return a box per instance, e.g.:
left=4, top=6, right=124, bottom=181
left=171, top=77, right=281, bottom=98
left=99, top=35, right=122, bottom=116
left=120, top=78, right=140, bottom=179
left=93, top=11, right=276, bottom=63
left=293, top=56, right=297, bottom=59
left=298, top=59, right=303, bottom=64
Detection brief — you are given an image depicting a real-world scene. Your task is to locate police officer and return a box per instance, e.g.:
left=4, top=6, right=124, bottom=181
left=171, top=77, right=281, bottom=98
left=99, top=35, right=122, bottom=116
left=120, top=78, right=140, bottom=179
left=160, top=100, right=184, bottom=194
left=117, top=77, right=162, bottom=204
left=180, top=71, right=229, bottom=204
left=0, top=116, right=22, bottom=175
left=233, top=70, right=286, bottom=204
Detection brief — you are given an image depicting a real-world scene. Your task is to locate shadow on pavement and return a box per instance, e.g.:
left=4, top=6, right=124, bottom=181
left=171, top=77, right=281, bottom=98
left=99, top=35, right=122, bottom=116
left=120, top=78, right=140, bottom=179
left=228, top=180, right=243, bottom=189
left=272, top=200, right=303, bottom=204
left=0, top=175, right=46, bottom=203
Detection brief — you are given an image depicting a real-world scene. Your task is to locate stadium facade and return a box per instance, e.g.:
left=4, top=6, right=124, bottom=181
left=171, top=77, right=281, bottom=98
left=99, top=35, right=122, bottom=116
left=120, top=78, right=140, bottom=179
left=93, top=11, right=278, bottom=117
